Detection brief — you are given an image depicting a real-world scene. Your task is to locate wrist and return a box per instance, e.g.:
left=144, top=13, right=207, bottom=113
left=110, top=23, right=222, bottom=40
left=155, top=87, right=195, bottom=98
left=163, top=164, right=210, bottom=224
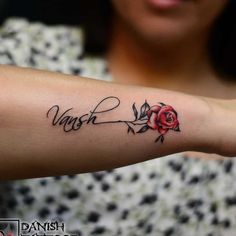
left=179, top=95, right=218, bottom=154
left=194, top=96, right=234, bottom=156
left=203, top=98, right=236, bottom=157
left=194, top=96, right=219, bottom=153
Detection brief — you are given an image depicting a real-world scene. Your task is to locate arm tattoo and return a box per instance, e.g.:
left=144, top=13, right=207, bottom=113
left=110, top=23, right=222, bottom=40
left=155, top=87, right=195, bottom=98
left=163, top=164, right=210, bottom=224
left=46, top=96, right=180, bottom=143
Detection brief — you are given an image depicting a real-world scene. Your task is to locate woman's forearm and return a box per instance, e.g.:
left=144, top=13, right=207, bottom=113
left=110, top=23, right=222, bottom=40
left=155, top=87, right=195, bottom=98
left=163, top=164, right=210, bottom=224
left=0, top=65, right=222, bottom=180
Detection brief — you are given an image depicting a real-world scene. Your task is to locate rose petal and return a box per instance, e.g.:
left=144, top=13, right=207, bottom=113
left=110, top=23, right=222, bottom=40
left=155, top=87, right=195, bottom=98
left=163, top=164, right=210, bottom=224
left=147, top=112, right=159, bottom=130
left=147, top=109, right=153, bottom=118
left=159, top=112, right=177, bottom=128
left=158, top=106, right=177, bottom=117
left=150, top=105, right=161, bottom=113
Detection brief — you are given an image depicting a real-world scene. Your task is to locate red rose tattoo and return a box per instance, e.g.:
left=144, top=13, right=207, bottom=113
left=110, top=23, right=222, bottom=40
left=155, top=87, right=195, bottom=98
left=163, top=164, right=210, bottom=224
left=146, top=103, right=180, bottom=142
left=125, top=100, right=180, bottom=143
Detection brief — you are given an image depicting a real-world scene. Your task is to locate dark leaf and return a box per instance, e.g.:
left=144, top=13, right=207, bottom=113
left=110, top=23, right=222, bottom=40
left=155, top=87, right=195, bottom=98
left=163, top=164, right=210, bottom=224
left=155, top=135, right=162, bottom=143
left=139, top=112, right=148, bottom=119
left=159, top=102, right=166, bottom=107
left=161, top=135, right=165, bottom=143
left=140, top=116, right=148, bottom=121
left=128, top=126, right=135, bottom=134
left=137, top=125, right=149, bottom=133
left=155, top=135, right=165, bottom=143
left=139, top=100, right=150, bottom=119
left=173, top=126, right=181, bottom=132
left=132, top=103, right=138, bottom=120
left=127, top=127, right=131, bottom=133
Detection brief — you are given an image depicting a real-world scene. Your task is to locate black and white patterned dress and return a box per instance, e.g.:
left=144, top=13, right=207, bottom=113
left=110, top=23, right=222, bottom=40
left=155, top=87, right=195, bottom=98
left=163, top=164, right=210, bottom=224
left=0, top=18, right=236, bottom=236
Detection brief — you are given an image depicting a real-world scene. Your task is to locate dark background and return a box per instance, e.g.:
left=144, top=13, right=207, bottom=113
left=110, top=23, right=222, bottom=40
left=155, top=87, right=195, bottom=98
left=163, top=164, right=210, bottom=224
left=0, top=0, right=82, bottom=25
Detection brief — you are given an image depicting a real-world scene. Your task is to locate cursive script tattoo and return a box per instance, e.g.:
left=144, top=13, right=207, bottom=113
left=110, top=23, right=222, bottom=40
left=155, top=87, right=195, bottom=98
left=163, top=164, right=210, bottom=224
left=46, top=96, right=180, bottom=143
